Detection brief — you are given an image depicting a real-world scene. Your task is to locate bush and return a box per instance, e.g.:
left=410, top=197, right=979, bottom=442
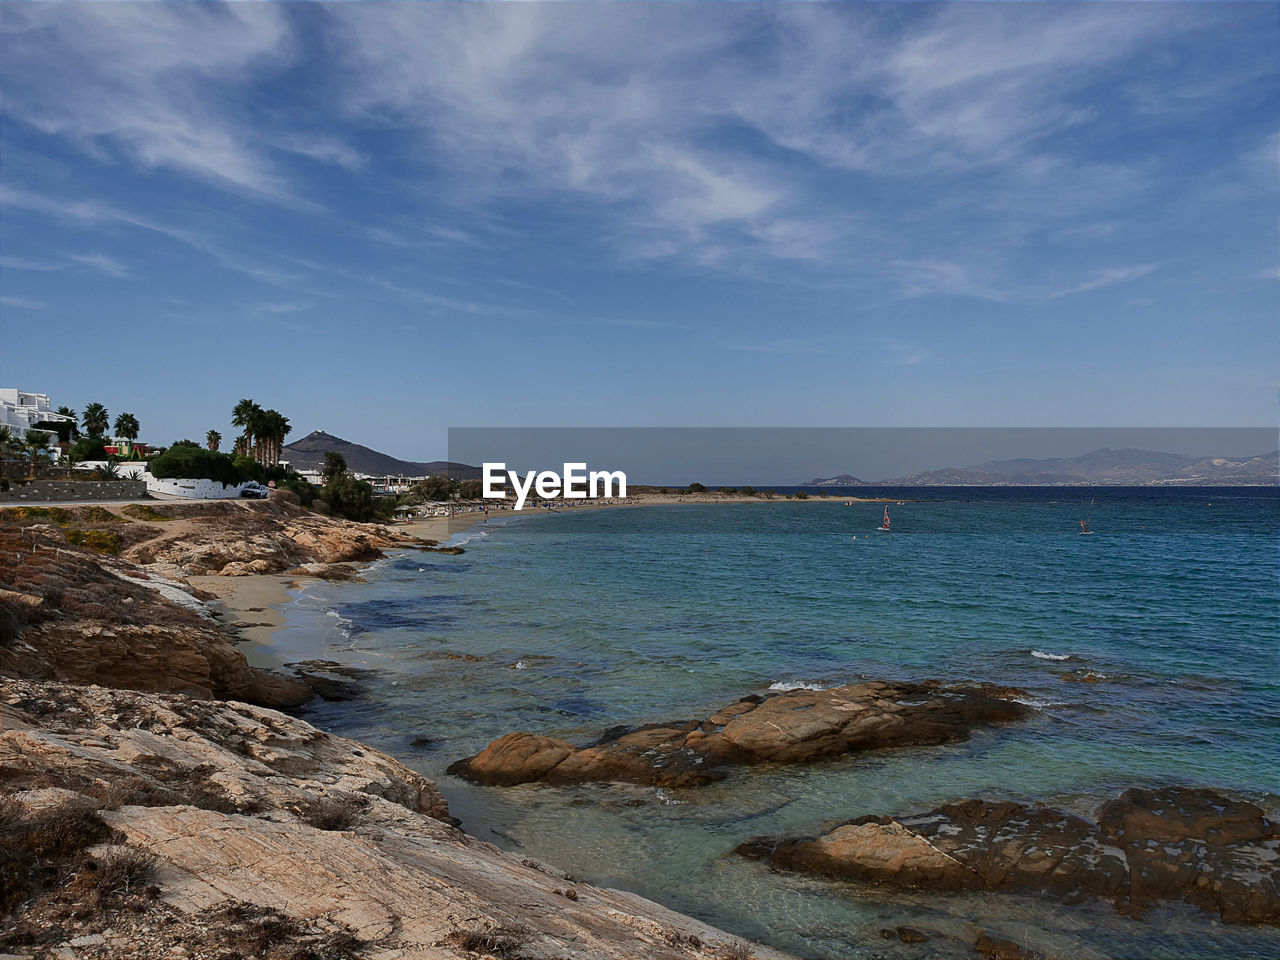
left=795, top=491, right=809, bottom=500
left=70, top=436, right=109, bottom=462
left=740, top=486, right=757, bottom=497
left=688, top=482, right=707, bottom=493
left=323, top=474, right=375, bottom=522
left=233, top=455, right=265, bottom=483
left=149, top=446, right=243, bottom=486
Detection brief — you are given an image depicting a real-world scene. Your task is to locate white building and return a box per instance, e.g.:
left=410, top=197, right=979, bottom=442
left=0, top=388, right=75, bottom=437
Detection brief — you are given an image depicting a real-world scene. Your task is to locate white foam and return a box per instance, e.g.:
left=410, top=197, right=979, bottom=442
left=512, top=659, right=528, bottom=670
left=1031, top=649, right=1071, bottom=661
left=768, top=680, right=825, bottom=692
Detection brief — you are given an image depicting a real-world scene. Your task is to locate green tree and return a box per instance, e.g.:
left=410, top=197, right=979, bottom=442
left=23, top=430, right=53, bottom=477
left=150, top=446, right=243, bottom=486
left=114, top=412, right=140, bottom=440
left=458, top=478, right=483, bottom=500
left=415, top=474, right=456, bottom=501
left=82, top=402, right=109, bottom=437
left=740, top=485, right=757, bottom=497
left=323, top=473, right=375, bottom=521
left=688, top=482, right=707, bottom=493
left=256, top=409, right=291, bottom=465
left=321, top=451, right=348, bottom=485
left=231, top=398, right=262, bottom=459
left=206, top=429, right=222, bottom=452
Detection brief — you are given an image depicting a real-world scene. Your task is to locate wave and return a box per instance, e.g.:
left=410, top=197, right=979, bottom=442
left=768, top=680, right=826, bottom=692
left=1031, top=649, right=1072, bottom=661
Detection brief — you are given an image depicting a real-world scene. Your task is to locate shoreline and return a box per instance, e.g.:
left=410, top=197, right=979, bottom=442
left=210, top=495, right=904, bottom=667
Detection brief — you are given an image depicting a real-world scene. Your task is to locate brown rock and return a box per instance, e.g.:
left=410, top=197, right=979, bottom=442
left=450, top=681, right=1029, bottom=788
left=447, top=732, right=577, bottom=786
left=735, top=789, right=1279, bottom=925
left=1, top=679, right=795, bottom=960
left=975, top=931, right=1043, bottom=960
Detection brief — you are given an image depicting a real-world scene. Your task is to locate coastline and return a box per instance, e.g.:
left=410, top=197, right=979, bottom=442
left=214, top=495, right=907, bottom=666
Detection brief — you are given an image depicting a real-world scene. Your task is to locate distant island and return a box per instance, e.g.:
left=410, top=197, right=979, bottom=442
left=800, top=447, right=1278, bottom=487
left=283, top=430, right=481, bottom=479
left=799, top=473, right=868, bottom=486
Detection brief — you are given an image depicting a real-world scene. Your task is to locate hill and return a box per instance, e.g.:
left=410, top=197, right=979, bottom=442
left=879, top=448, right=1278, bottom=486
left=799, top=473, right=868, bottom=486
left=282, top=431, right=481, bottom=479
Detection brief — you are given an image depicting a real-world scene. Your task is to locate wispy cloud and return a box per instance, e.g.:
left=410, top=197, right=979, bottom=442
left=0, top=295, right=46, bottom=310
left=0, top=256, right=62, bottom=271
left=250, top=301, right=314, bottom=314
left=729, top=339, right=820, bottom=355
left=68, top=253, right=129, bottom=278
left=0, top=185, right=303, bottom=288
left=1049, top=264, right=1158, bottom=298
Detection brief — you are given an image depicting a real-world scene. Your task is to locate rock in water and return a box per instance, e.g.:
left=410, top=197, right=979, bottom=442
left=735, top=789, right=1280, bottom=924
left=449, top=681, right=1028, bottom=787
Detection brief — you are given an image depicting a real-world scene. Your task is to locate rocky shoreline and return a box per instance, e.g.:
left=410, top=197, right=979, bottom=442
left=2, top=680, right=784, bottom=960
left=4, top=498, right=1278, bottom=959
left=736, top=789, right=1280, bottom=925
left=449, top=681, right=1029, bottom=788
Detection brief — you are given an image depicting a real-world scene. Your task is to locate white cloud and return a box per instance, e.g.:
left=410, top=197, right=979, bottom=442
left=1049, top=264, right=1158, bottom=299
left=0, top=256, right=62, bottom=271
left=68, top=253, right=129, bottom=278
left=250, top=301, right=315, bottom=315
left=0, top=295, right=46, bottom=310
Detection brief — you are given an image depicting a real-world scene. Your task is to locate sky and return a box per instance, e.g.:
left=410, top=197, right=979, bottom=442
left=1, top=1, right=1277, bottom=463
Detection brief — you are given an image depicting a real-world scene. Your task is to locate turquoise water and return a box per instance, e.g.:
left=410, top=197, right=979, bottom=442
left=275, top=489, right=1279, bottom=958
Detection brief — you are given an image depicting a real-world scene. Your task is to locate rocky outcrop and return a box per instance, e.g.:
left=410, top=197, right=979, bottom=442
left=122, top=500, right=419, bottom=577
left=1, top=681, right=790, bottom=960
left=736, top=790, right=1280, bottom=924
left=449, top=682, right=1028, bottom=788
left=0, top=524, right=310, bottom=708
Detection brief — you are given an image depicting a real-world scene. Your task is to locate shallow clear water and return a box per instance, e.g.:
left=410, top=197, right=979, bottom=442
left=272, top=488, right=1280, bottom=958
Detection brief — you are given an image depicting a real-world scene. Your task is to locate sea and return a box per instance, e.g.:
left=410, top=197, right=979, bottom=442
left=267, top=487, right=1279, bottom=959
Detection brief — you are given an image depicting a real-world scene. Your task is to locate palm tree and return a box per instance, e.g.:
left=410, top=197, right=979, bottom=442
left=82, top=402, right=109, bottom=437
left=231, top=398, right=262, bottom=460
left=114, top=412, right=140, bottom=441
left=257, top=409, right=291, bottom=466
left=206, top=429, right=222, bottom=452
left=23, top=430, right=53, bottom=478
left=55, top=406, right=80, bottom=441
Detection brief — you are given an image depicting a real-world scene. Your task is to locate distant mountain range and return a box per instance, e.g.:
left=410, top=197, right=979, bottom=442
left=801, top=448, right=1278, bottom=486
left=800, top=473, right=869, bottom=486
left=282, top=431, right=481, bottom=479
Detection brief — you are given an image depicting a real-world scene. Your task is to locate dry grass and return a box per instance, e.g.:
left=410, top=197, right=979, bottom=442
left=445, top=929, right=533, bottom=958
left=295, top=794, right=368, bottom=831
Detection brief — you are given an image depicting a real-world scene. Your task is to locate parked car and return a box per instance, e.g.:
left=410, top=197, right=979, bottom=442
left=240, top=481, right=270, bottom=499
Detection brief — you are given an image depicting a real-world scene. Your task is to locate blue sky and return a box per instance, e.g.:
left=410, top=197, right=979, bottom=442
left=1, top=1, right=1276, bottom=461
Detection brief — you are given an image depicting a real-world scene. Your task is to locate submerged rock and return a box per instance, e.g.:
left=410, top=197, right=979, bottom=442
left=448, top=681, right=1029, bottom=788
left=735, top=788, right=1280, bottom=925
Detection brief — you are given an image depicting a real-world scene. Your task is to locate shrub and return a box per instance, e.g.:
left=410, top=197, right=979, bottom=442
left=688, top=482, right=707, bottom=493
left=322, top=474, right=375, bottom=522
left=740, top=486, right=757, bottom=497
left=296, top=794, right=367, bottom=831
left=149, top=446, right=244, bottom=486
left=71, top=848, right=158, bottom=906
left=70, top=436, right=109, bottom=462
left=65, top=530, right=124, bottom=555
left=795, top=491, right=809, bottom=500
left=121, top=504, right=174, bottom=522
left=233, top=455, right=265, bottom=483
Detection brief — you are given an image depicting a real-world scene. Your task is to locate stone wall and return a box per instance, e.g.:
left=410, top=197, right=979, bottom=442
left=0, top=479, right=148, bottom=502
